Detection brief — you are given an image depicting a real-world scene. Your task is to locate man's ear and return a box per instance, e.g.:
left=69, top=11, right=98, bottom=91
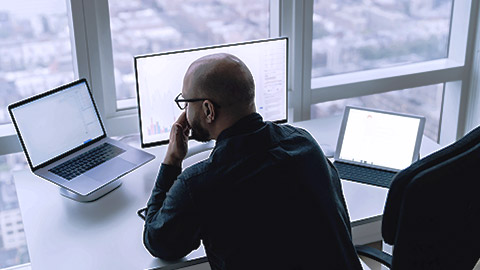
left=203, top=101, right=215, bottom=123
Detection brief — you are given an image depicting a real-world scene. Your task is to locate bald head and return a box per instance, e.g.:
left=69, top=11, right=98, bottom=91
left=185, top=53, right=255, bottom=114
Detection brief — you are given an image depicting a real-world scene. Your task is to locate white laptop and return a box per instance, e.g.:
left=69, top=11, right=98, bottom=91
left=333, top=106, right=426, bottom=188
left=8, top=79, right=155, bottom=201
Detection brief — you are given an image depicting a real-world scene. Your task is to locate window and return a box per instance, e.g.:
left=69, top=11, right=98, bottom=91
left=0, top=1, right=477, bottom=151
left=311, top=84, right=444, bottom=142
left=108, top=0, right=270, bottom=104
left=0, top=1, right=73, bottom=267
left=0, top=154, right=30, bottom=269
left=0, top=0, right=75, bottom=124
left=311, top=0, right=453, bottom=78
left=303, top=0, right=470, bottom=144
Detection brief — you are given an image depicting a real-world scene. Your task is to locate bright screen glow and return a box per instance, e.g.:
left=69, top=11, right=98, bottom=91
left=338, top=108, right=421, bottom=170
left=135, top=38, right=287, bottom=146
left=10, top=81, right=104, bottom=167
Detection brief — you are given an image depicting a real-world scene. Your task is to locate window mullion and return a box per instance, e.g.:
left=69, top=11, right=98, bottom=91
left=77, top=0, right=117, bottom=121
left=301, top=0, right=313, bottom=121
left=281, top=0, right=313, bottom=122
left=457, top=0, right=480, bottom=137
left=440, top=0, right=478, bottom=143
left=270, top=0, right=281, bottom=37
left=464, top=0, right=480, bottom=133
left=448, top=0, right=472, bottom=64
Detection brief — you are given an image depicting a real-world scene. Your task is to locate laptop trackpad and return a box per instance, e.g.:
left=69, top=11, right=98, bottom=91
left=85, top=158, right=135, bottom=182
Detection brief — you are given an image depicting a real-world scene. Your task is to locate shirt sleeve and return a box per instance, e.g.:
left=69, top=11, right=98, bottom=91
left=143, top=164, right=201, bottom=260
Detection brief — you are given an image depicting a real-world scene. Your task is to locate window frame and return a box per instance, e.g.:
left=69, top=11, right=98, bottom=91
left=287, top=0, right=478, bottom=146
left=0, top=0, right=479, bottom=156
left=79, top=0, right=279, bottom=136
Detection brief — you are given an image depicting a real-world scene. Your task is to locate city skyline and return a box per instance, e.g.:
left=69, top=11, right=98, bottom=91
left=0, top=0, right=453, bottom=127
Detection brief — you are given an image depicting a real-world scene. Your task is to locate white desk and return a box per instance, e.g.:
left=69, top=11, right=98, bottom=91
left=12, top=117, right=440, bottom=270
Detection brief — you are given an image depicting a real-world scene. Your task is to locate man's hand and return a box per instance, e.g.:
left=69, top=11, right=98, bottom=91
left=163, top=112, right=190, bottom=167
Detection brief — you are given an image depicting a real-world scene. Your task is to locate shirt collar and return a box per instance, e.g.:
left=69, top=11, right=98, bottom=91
left=216, top=113, right=264, bottom=142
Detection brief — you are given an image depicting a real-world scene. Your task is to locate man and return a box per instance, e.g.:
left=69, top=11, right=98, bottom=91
left=143, top=53, right=362, bottom=269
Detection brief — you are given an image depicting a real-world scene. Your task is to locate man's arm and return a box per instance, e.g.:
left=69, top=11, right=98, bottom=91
left=143, top=164, right=201, bottom=260
left=143, top=112, right=200, bottom=260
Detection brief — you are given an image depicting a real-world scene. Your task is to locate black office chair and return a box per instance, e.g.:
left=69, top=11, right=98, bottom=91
left=356, top=125, right=480, bottom=269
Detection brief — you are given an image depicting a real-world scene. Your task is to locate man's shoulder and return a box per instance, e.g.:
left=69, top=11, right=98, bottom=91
left=179, top=159, right=211, bottom=181
left=266, top=121, right=317, bottom=144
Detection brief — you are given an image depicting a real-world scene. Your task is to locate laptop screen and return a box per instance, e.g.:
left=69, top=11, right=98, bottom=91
left=9, top=80, right=104, bottom=168
left=336, top=106, right=425, bottom=171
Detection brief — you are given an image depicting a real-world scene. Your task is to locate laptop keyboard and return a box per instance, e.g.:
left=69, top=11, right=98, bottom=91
left=49, top=143, right=125, bottom=180
left=333, top=162, right=397, bottom=188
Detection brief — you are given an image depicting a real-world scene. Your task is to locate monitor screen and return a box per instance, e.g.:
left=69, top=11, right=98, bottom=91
left=135, top=37, right=288, bottom=147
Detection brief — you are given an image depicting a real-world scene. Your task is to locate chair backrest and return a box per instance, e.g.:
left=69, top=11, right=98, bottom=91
left=382, top=125, right=480, bottom=244
left=390, top=142, right=480, bottom=269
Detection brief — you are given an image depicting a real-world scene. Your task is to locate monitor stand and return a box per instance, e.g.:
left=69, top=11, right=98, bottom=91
left=59, top=180, right=122, bottom=202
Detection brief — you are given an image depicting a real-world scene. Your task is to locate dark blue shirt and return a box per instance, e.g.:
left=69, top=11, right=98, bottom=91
left=144, top=113, right=361, bottom=269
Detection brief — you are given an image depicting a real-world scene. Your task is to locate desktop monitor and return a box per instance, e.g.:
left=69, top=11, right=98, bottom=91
left=134, top=37, right=288, bottom=148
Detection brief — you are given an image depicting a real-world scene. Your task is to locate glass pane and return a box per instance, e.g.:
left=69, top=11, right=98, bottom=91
left=311, top=84, right=443, bottom=142
left=0, top=1, right=75, bottom=124
left=109, top=0, right=270, bottom=102
left=312, top=0, right=453, bottom=78
left=0, top=153, right=30, bottom=268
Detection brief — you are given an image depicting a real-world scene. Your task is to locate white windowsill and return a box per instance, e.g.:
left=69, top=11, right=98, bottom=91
left=0, top=123, right=16, bottom=137
left=116, top=98, right=138, bottom=111
left=309, top=58, right=465, bottom=103
left=0, top=124, right=22, bottom=155
left=311, top=58, right=464, bottom=90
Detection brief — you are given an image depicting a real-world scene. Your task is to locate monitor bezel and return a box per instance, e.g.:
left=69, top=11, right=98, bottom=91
left=134, top=37, right=289, bottom=148
left=8, top=78, right=107, bottom=170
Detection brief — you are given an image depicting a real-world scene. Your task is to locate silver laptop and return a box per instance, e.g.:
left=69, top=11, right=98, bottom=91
left=333, top=106, right=426, bottom=188
left=8, top=79, right=155, bottom=200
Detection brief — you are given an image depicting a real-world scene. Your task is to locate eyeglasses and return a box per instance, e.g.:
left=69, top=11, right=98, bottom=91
left=174, top=93, right=219, bottom=110
left=137, top=207, right=147, bottom=220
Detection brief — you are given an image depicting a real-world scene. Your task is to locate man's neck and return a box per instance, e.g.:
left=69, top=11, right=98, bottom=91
left=211, top=110, right=256, bottom=140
